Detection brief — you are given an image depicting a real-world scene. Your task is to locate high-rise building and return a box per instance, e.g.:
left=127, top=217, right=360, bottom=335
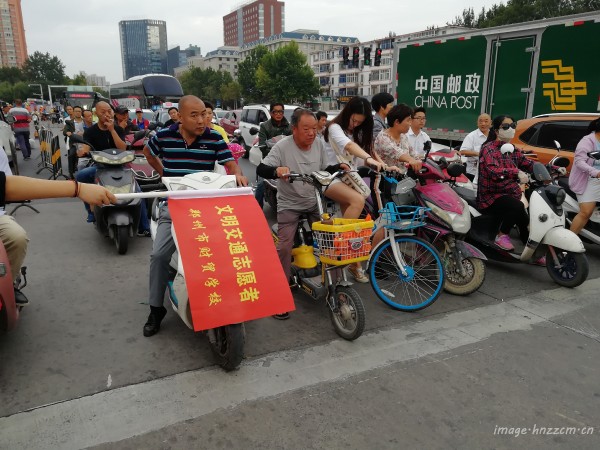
left=167, top=44, right=201, bottom=76
left=0, top=0, right=28, bottom=68
left=119, top=19, right=168, bottom=80
left=223, top=0, right=284, bottom=47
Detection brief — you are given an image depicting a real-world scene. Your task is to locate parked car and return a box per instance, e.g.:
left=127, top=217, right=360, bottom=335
left=220, top=109, right=242, bottom=136
left=151, top=108, right=171, bottom=127
left=511, top=113, right=599, bottom=170
left=238, top=104, right=296, bottom=152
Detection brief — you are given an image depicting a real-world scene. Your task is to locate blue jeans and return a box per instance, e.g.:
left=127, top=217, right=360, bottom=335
left=254, top=176, right=265, bottom=209
left=76, top=166, right=149, bottom=231
left=14, top=131, right=31, bottom=158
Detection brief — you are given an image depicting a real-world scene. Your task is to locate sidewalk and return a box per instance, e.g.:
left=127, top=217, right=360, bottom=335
left=2, top=279, right=599, bottom=450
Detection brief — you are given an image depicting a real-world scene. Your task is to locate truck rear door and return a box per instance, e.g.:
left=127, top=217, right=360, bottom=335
left=486, top=36, right=536, bottom=120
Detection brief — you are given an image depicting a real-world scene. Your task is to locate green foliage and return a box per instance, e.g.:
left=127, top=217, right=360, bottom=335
left=255, top=41, right=320, bottom=104
left=221, top=81, right=242, bottom=108
left=451, top=0, right=600, bottom=28
left=179, top=67, right=235, bottom=106
left=237, top=45, right=270, bottom=103
left=0, top=67, right=24, bottom=85
left=69, top=73, right=88, bottom=86
left=0, top=81, right=32, bottom=102
left=22, top=51, right=67, bottom=85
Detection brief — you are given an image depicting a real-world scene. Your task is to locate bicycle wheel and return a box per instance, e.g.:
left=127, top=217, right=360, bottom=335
left=368, top=236, right=444, bottom=311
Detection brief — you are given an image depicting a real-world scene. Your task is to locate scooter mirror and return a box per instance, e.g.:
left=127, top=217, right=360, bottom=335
left=587, top=151, right=600, bottom=161
left=133, top=130, right=147, bottom=142
left=249, top=127, right=259, bottom=136
left=147, top=122, right=158, bottom=131
left=233, top=129, right=242, bottom=137
left=553, top=156, right=570, bottom=167
left=447, top=162, right=465, bottom=178
left=553, top=140, right=561, bottom=150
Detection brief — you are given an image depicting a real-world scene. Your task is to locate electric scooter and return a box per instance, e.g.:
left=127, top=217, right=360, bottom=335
left=274, top=170, right=368, bottom=341
left=451, top=148, right=589, bottom=288
left=147, top=171, right=246, bottom=371
left=0, top=243, right=28, bottom=334
left=548, top=143, right=600, bottom=246
left=70, top=134, right=143, bottom=255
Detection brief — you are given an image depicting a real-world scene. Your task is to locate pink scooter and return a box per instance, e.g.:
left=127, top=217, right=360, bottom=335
left=377, top=146, right=487, bottom=295
left=0, top=243, right=28, bottom=333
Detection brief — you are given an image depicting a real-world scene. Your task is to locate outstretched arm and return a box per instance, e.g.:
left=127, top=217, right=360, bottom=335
left=5, top=176, right=116, bottom=206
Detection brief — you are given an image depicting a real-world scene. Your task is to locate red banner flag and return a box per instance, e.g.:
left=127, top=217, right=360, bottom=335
left=168, top=193, right=295, bottom=331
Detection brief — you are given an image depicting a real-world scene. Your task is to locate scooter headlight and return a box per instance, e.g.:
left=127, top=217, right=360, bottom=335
left=545, top=185, right=565, bottom=206
left=424, top=201, right=452, bottom=228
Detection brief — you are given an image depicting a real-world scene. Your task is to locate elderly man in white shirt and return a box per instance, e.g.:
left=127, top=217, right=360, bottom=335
left=406, top=107, right=431, bottom=158
left=459, top=113, right=491, bottom=181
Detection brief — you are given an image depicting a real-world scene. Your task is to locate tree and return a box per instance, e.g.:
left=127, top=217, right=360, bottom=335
left=256, top=41, right=320, bottom=104
left=0, top=67, right=23, bottom=85
left=221, top=81, right=242, bottom=109
left=450, top=0, right=600, bottom=28
left=70, top=73, right=88, bottom=86
left=237, top=45, right=270, bottom=103
left=179, top=67, right=236, bottom=106
left=22, top=51, right=67, bottom=85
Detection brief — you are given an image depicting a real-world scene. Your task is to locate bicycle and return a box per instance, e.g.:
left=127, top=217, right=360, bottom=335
left=367, top=202, right=445, bottom=311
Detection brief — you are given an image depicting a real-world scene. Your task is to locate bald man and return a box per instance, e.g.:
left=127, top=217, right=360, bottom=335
left=142, top=95, right=248, bottom=337
left=459, top=113, right=491, bottom=181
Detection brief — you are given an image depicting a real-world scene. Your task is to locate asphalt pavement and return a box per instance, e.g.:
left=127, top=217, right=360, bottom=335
left=0, top=125, right=598, bottom=449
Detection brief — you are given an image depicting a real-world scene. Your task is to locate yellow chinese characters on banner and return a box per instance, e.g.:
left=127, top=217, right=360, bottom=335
left=168, top=194, right=295, bottom=331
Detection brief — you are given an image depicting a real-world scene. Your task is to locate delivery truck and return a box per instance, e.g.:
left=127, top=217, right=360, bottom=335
left=392, top=12, right=600, bottom=142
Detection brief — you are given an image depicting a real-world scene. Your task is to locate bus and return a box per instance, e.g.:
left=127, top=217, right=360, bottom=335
left=61, top=91, right=101, bottom=111
left=109, top=74, right=184, bottom=111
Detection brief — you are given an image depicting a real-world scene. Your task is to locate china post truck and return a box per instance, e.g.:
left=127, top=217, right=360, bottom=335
left=392, top=12, right=600, bottom=142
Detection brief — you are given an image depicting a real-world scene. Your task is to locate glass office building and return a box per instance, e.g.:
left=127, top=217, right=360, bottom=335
left=119, top=19, right=168, bottom=80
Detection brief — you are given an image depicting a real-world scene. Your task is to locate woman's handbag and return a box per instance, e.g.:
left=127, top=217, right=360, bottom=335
left=329, top=138, right=371, bottom=198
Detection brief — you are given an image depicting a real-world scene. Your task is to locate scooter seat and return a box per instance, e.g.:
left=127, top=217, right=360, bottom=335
left=453, top=185, right=477, bottom=208
left=557, top=177, right=577, bottom=201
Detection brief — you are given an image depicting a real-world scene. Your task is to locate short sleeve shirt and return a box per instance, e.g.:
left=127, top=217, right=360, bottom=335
left=262, top=135, right=328, bottom=212
left=324, top=123, right=356, bottom=167
left=374, top=130, right=413, bottom=166
left=147, top=124, right=233, bottom=177
left=83, top=124, right=125, bottom=151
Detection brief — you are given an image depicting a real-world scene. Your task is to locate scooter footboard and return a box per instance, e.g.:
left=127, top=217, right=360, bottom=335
left=541, top=227, right=586, bottom=253
left=455, top=240, right=487, bottom=260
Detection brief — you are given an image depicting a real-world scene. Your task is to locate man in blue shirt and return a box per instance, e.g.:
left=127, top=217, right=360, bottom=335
left=142, top=95, right=248, bottom=337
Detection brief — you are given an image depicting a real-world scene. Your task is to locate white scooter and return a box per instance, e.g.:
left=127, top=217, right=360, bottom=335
left=451, top=145, right=589, bottom=288
left=552, top=150, right=600, bottom=246
left=118, top=171, right=247, bottom=371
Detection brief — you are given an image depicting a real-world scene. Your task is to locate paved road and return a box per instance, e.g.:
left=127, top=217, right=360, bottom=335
left=1, top=128, right=599, bottom=449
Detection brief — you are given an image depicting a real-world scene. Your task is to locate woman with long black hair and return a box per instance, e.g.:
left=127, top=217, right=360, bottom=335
left=323, top=97, right=384, bottom=282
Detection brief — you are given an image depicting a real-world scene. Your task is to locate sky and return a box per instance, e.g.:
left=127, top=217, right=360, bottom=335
left=20, top=0, right=497, bottom=84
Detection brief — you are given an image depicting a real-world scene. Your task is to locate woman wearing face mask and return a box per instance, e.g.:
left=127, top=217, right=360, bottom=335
left=568, top=118, right=600, bottom=235
left=476, top=115, right=538, bottom=258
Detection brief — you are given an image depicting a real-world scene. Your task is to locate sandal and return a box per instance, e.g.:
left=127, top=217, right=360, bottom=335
left=348, top=265, right=369, bottom=283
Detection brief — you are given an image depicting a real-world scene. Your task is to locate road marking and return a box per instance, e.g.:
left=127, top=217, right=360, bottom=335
left=1, top=279, right=599, bottom=450
left=107, top=374, right=112, bottom=389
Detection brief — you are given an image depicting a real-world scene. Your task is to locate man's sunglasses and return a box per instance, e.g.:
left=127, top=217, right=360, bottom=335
left=499, top=122, right=517, bottom=130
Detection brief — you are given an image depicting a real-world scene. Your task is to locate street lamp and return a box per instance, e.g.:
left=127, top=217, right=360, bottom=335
left=28, top=84, right=43, bottom=100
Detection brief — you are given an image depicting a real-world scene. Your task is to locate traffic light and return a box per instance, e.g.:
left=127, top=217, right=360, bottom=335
left=374, top=48, right=382, bottom=66
left=352, top=47, right=359, bottom=67
left=342, top=46, right=349, bottom=63
left=364, top=47, right=372, bottom=66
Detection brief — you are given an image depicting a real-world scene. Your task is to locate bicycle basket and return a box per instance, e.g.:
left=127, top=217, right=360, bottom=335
left=378, top=203, right=429, bottom=231
left=311, top=218, right=374, bottom=265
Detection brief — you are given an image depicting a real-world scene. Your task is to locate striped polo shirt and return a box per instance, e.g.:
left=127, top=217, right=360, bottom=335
left=147, top=124, right=233, bottom=177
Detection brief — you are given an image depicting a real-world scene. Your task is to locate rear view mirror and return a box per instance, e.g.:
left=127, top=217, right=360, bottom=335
left=553, top=140, right=561, bottom=150
left=447, top=162, right=466, bottom=178
left=423, top=141, right=432, bottom=151
left=553, top=156, right=570, bottom=167
left=249, top=127, right=259, bottom=136
left=587, top=151, right=600, bottom=161
left=233, top=129, right=242, bottom=137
